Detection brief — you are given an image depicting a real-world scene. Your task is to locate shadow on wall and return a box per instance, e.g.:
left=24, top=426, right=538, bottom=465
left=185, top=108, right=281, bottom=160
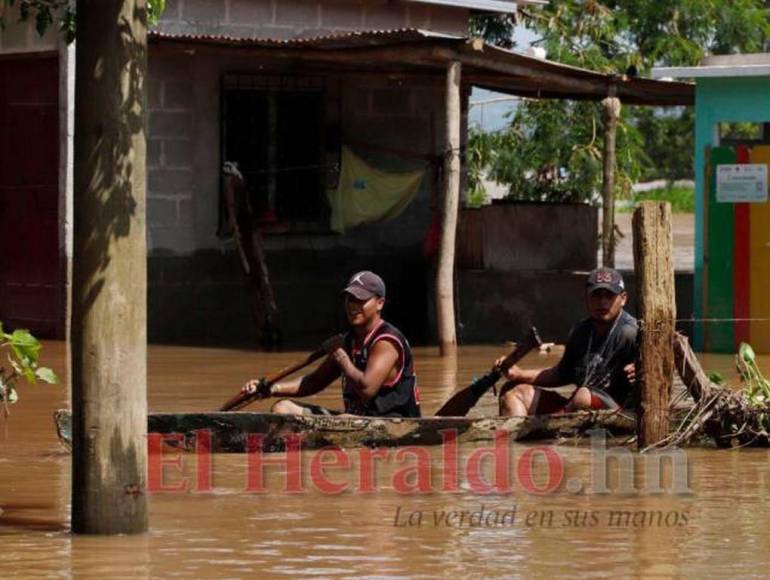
left=147, top=248, right=431, bottom=349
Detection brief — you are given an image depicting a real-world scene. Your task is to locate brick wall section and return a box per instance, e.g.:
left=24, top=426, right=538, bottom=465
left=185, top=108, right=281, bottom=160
left=157, top=0, right=469, bottom=39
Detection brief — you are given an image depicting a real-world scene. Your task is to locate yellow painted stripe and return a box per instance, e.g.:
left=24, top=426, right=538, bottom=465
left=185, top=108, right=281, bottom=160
left=749, top=146, right=770, bottom=352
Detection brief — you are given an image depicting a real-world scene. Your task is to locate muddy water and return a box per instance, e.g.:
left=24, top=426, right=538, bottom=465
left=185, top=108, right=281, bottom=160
left=2, top=342, right=770, bottom=578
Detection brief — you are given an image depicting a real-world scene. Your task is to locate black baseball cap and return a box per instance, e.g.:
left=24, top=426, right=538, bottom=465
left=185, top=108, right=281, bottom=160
left=586, top=267, right=625, bottom=294
left=342, top=271, right=386, bottom=300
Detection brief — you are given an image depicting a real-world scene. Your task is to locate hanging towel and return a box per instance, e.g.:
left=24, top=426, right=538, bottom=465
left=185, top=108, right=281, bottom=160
left=327, top=147, right=425, bottom=233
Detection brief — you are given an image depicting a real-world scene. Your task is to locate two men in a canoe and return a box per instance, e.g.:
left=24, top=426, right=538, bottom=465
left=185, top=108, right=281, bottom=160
left=499, top=267, right=638, bottom=417
left=242, top=271, right=421, bottom=417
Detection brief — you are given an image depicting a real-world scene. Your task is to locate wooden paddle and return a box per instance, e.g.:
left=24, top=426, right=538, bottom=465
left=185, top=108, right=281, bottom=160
left=434, top=326, right=542, bottom=417
left=220, top=333, right=344, bottom=411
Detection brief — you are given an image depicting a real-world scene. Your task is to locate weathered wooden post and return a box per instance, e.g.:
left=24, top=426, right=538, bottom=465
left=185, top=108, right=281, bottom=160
left=436, top=60, right=461, bottom=356
left=71, top=0, right=148, bottom=533
left=601, top=89, right=621, bottom=268
left=632, top=201, right=676, bottom=448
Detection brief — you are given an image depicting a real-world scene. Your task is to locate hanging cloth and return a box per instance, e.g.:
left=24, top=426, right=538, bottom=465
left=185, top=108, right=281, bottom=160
left=327, top=146, right=424, bottom=233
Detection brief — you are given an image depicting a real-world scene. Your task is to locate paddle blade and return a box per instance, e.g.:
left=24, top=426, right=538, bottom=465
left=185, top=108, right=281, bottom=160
left=434, top=371, right=500, bottom=417
left=434, top=326, right=543, bottom=417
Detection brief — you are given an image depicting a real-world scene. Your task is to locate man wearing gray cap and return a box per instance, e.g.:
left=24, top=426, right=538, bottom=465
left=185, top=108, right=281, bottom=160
left=499, top=267, right=638, bottom=417
left=242, top=271, right=420, bottom=417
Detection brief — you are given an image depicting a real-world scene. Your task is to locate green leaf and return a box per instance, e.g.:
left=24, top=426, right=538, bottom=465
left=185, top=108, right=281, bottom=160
left=35, top=367, right=57, bottom=384
left=707, top=371, right=725, bottom=385
left=9, top=329, right=41, bottom=365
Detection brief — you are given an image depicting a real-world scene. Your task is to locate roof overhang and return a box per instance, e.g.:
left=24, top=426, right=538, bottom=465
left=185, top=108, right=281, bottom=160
left=652, top=53, right=770, bottom=80
left=149, top=29, right=694, bottom=106
left=403, top=0, right=545, bottom=15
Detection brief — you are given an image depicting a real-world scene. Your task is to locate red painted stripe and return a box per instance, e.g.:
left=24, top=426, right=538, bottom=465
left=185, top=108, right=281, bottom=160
left=734, top=145, right=751, bottom=347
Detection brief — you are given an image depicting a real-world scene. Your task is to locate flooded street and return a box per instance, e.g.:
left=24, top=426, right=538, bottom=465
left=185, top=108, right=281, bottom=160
left=2, top=342, right=770, bottom=578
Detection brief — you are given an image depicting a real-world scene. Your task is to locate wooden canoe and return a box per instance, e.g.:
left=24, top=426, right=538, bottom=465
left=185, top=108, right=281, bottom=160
left=54, top=409, right=635, bottom=453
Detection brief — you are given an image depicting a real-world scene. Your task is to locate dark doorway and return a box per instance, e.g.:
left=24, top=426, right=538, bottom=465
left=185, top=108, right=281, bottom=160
left=0, top=55, right=61, bottom=337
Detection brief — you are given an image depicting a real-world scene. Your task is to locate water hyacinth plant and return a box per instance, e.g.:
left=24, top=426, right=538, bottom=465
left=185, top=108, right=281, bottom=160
left=736, top=342, right=770, bottom=407
left=0, top=323, right=57, bottom=416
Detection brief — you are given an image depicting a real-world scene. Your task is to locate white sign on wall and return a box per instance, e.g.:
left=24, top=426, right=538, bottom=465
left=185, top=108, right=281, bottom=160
left=716, top=164, right=768, bottom=203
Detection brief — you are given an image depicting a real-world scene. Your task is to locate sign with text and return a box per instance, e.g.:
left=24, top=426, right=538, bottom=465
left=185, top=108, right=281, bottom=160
left=716, top=164, right=768, bottom=203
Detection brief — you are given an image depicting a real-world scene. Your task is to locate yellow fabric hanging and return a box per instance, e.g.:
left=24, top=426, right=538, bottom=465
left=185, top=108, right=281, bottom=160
left=327, top=147, right=425, bottom=233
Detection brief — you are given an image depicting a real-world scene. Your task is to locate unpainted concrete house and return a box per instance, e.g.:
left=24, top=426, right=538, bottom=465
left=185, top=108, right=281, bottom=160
left=0, top=0, right=691, bottom=347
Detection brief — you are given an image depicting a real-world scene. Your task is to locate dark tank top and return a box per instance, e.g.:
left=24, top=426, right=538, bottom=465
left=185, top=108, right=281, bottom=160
left=342, top=320, right=421, bottom=417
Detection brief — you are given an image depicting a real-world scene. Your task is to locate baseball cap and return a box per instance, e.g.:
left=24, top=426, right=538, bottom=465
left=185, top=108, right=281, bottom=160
left=342, top=271, right=386, bottom=300
left=586, top=267, right=625, bottom=294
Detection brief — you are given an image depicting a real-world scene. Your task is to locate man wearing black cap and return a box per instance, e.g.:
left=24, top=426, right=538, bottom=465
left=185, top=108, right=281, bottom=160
left=499, top=267, right=638, bottom=417
left=242, top=271, right=421, bottom=417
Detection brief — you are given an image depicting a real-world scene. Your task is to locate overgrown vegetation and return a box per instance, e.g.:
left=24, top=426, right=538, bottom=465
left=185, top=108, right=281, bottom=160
left=0, top=323, right=57, bottom=416
left=619, top=186, right=695, bottom=213
left=469, top=0, right=770, bottom=204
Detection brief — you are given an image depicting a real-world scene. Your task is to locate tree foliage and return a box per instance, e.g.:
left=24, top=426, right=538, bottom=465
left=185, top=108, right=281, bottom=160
left=470, top=0, right=770, bottom=203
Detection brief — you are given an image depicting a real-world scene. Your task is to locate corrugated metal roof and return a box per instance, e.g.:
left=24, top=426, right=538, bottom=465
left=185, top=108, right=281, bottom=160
left=148, top=28, right=462, bottom=49
left=149, top=28, right=693, bottom=106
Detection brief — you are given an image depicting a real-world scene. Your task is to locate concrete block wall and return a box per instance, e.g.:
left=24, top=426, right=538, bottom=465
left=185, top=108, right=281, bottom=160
left=157, top=0, right=469, bottom=39
left=146, top=48, right=450, bottom=255
left=147, top=54, right=199, bottom=254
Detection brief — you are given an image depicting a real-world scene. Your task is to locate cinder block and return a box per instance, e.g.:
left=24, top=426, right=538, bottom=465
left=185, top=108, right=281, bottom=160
left=364, top=1, right=407, bottom=29
left=406, top=5, right=431, bottom=28
left=148, top=198, right=179, bottom=226
left=371, top=88, right=412, bottom=116
left=275, top=0, right=319, bottom=27
left=178, top=197, right=195, bottom=225
left=148, top=79, right=163, bottom=108
left=149, top=111, right=194, bottom=138
left=320, top=0, right=365, bottom=29
left=426, top=6, right=468, bottom=36
left=229, top=0, right=274, bottom=25
left=182, top=0, right=226, bottom=22
left=163, top=81, right=194, bottom=109
left=147, top=139, right=163, bottom=167
left=148, top=168, right=194, bottom=195
left=163, top=139, right=194, bottom=167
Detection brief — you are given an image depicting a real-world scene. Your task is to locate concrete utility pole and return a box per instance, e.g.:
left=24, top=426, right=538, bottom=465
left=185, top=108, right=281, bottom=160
left=71, top=0, right=149, bottom=534
left=633, top=201, right=676, bottom=449
left=601, top=91, right=621, bottom=268
left=436, top=60, right=461, bottom=356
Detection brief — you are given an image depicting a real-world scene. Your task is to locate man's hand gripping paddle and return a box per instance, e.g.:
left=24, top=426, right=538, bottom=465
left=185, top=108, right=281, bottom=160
left=434, top=326, right=542, bottom=417
left=220, top=334, right=344, bottom=411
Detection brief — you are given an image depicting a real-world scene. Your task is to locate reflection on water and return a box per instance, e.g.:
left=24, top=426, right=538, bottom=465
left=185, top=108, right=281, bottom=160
left=1, top=341, right=769, bottom=577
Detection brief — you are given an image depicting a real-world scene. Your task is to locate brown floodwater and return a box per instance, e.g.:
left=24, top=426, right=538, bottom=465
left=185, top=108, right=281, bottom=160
left=1, top=341, right=770, bottom=578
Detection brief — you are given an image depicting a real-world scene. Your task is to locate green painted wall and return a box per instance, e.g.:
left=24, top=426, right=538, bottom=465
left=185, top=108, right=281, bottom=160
left=694, top=76, right=770, bottom=351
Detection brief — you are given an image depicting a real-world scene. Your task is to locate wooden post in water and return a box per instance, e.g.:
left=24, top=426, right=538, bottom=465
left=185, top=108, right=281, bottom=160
left=601, top=90, right=620, bottom=268
left=71, top=0, right=148, bottom=534
left=632, top=201, right=676, bottom=449
left=436, top=60, right=461, bottom=356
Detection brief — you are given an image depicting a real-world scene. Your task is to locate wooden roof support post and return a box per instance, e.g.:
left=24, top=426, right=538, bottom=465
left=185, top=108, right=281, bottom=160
left=71, top=0, right=149, bottom=534
left=437, top=60, right=461, bottom=356
left=601, top=87, right=621, bottom=267
left=633, top=201, right=676, bottom=449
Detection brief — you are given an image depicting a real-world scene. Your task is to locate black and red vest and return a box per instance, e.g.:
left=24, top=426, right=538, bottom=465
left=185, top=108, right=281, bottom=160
left=342, top=320, right=421, bottom=417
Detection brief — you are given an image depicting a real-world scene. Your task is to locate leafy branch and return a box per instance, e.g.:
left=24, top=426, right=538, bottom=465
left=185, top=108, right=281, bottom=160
left=0, top=323, right=58, bottom=417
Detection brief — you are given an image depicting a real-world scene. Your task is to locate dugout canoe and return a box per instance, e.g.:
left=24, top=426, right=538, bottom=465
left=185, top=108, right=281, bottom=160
left=54, top=409, right=635, bottom=453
